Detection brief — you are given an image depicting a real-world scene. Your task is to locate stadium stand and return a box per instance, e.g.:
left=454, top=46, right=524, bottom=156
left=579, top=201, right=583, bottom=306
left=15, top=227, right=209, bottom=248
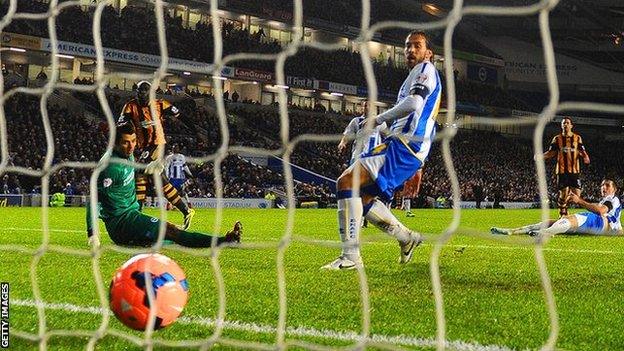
left=1, top=1, right=622, bottom=209
left=3, top=87, right=621, bottom=208
left=1, top=0, right=515, bottom=101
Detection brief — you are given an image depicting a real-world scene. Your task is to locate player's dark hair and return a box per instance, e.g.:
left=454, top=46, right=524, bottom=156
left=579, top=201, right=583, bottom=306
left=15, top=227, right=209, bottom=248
left=561, top=116, right=573, bottom=124
left=115, top=122, right=136, bottom=144
left=602, top=178, right=617, bottom=190
left=407, top=30, right=434, bottom=58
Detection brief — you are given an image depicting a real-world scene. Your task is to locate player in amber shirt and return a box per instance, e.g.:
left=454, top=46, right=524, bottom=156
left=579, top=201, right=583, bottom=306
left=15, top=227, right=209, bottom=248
left=119, top=81, right=194, bottom=230
left=542, top=117, right=590, bottom=217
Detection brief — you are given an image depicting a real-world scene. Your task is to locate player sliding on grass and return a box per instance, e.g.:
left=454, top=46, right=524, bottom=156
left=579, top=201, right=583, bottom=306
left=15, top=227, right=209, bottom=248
left=86, top=122, right=241, bottom=248
left=491, top=179, right=621, bottom=237
left=322, top=30, right=442, bottom=270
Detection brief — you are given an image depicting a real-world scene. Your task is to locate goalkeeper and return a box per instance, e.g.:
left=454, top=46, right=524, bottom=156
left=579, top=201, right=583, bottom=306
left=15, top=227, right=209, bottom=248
left=118, top=81, right=195, bottom=230
left=86, top=122, right=241, bottom=248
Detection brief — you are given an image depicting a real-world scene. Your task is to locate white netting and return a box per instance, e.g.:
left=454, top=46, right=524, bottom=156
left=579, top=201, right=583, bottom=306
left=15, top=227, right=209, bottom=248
left=3, top=0, right=624, bottom=349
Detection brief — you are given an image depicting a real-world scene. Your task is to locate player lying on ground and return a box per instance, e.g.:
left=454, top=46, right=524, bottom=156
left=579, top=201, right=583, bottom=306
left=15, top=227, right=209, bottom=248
left=322, top=30, right=441, bottom=270
left=86, top=122, right=242, bottom=248
left=491, top=179, right=621, bottom=237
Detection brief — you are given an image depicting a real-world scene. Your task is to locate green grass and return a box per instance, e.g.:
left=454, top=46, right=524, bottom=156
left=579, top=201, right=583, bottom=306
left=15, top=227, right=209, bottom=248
left=1, top=207, right=623, bottom=350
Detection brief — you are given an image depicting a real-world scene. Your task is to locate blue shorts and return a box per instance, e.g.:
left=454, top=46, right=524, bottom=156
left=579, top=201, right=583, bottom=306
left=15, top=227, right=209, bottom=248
left=357, top=137, right=423, bottom=202
left=575, top=212, right=606, bottom=235
left=169, top=178, right=185, bottom=191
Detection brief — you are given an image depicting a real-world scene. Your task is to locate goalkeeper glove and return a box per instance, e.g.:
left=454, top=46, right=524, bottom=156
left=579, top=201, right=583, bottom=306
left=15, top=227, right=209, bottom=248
left=87, top=230, right=100, bottom=248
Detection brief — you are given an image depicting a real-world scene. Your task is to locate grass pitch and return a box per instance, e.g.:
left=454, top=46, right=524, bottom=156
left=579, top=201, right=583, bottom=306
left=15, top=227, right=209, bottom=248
left=0, top=207, right=622, bottom=350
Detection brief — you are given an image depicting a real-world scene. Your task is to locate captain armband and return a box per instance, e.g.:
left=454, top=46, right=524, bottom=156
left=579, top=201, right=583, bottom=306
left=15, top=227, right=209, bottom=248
left=409, top=84, right=430, bottom=99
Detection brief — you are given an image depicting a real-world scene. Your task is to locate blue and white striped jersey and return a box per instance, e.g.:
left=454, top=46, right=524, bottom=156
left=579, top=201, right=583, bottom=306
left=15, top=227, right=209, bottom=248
left=600, top=194, right=622, bottom=233
left=390, top=61, right=441, bottom=160
left=165, top=153, right=190, bottom=180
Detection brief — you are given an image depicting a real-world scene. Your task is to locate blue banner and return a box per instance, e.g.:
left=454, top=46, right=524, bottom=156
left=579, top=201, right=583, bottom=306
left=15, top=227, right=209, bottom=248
left=268, top=157, right=336, bottom=190
left=467, top=64, right=498, bottom=84
left=0, top=194, right=23, bottom=207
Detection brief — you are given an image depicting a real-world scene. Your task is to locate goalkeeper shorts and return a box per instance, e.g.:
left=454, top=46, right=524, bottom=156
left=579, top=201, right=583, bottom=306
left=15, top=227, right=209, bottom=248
left=105, top=210, right=162, bottom=246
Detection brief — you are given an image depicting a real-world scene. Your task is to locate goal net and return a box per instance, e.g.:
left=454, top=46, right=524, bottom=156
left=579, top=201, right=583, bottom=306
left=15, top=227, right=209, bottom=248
left=1, top=0, right=623, bottom=350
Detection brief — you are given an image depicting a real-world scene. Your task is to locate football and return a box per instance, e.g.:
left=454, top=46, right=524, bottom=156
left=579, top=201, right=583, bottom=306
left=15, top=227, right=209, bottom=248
left=109, top=253, right=189, bottom=331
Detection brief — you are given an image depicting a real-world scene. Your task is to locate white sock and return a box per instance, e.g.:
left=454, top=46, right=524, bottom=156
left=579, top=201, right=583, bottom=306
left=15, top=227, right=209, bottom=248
left=510, top=223, right=543, bottom=235
left=404, top=199, right=411, bottom=212
left=337, top=198, right=362, bottom=261
left=365, top=199, right=412, bottom=243
left=540, top=217, right=572, bottom=236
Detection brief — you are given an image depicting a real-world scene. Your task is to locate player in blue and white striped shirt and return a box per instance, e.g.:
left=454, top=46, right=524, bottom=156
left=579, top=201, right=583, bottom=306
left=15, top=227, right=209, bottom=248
left=165, top=146, right=193, bottom=205
left=338, top=101, right=387, bottom=229
left=491, top=179, right=622, bottom=237
left=338, top=101, right=387, bottom=165
left=323, top=31, right=441, bottom=270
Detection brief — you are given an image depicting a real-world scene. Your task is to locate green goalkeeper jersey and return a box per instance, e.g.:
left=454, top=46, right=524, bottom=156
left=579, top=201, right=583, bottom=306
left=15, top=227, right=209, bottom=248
left=86, top=149, right=139, bottom=231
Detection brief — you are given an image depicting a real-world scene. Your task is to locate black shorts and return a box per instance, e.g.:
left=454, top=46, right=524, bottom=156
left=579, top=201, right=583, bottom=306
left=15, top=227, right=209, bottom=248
left=557, top=173, right=581, bottom=190
left=138, top=145, right=159, bottom=163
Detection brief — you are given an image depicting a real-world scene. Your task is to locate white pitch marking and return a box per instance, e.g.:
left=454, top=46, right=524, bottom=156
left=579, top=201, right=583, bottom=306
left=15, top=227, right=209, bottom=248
left=11, top=299, right=513, bottom=351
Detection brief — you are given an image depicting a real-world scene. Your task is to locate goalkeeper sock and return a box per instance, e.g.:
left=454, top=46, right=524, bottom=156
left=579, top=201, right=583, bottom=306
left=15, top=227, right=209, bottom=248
left=163, top=182, right=189, bottom=215
left=404, top=198, right=411, bottom=212
left=170, top=230, right=223, bottom=248
left=540, top=217, right=572, bottom=236
left=337, top=197, right=362, bottom=262
left=364, top=199, right=412, bottom=243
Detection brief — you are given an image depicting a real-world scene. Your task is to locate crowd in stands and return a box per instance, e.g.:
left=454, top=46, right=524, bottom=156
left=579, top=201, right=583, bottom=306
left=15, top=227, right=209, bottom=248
left=455, top=80, right=533, bottom=111
left=184, top=155, right=279, bottom=199
left=228, top=0, right=502, bottom=59
left=228, top=104, right=348, bottom=178
left=1, top=88, right=622, bottom=208
left=3, top=0, right=519, bottom=109
left=219, top=104, right=623, bottom=204
left=0, top=92, right=334, bottom=205
left=1, top=94, right=106, bottom=196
